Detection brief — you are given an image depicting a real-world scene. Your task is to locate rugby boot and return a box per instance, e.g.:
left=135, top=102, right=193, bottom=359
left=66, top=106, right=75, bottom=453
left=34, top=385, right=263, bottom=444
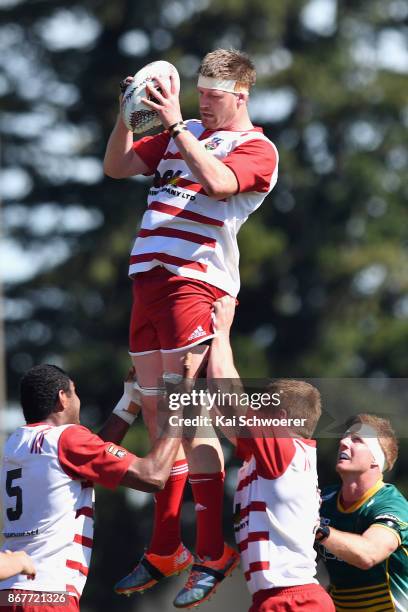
left=173, top=543, right=240, bottom=608
left=115, top=543, right=193, bottom=596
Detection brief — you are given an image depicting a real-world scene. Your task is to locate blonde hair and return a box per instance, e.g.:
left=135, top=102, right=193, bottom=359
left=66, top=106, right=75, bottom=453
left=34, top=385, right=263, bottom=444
left=267, top=379, right=322, bottom=438
left=199, top=49, right=256, bottom=89
left=346, top=413, right=399, bottom=470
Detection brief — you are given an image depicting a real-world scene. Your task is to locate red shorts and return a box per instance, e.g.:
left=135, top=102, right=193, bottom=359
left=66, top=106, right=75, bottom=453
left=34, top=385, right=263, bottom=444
left=129, top=267, right=228, bottom=354
left=0, top=590, right=79, bottom=612
left=249, top=584, right=335, bottom=612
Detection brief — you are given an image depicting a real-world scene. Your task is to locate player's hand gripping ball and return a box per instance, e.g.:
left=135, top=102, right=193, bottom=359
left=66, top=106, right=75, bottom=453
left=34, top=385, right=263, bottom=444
left=121, top=60, right=180, bottom=134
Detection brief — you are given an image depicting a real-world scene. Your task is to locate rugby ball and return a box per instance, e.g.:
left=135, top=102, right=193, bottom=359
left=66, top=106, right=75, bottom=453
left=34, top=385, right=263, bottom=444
left=121, top=60, right=180, bottom=134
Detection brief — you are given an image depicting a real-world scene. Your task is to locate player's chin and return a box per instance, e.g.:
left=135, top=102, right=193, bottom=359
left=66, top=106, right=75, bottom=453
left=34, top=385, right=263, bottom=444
left=335, top=460, right=349, bottom=473
left=200, top=115, right=217, bottom=129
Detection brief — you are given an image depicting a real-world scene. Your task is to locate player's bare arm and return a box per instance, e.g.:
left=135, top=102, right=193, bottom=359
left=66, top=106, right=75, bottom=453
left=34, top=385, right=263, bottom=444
left=96, top=369, right=185, bottom=491
left=121, top=436, right=181, bottom=493
left=98, top=412, right=133, bottom=443
left=142, top=76, right=239, bottom=199
left=206, top=296, right=244, bottom=445
left=320, top=523, right=400, bottom=570
left=103, top=76, right=150, bottom=178
left=121, top=382, right=187, bottom=492
left=98, top=367, right=141, bottom=443
left=0, top=550, right=36, bottom=581
left=209, top=296, right=239, bottom=379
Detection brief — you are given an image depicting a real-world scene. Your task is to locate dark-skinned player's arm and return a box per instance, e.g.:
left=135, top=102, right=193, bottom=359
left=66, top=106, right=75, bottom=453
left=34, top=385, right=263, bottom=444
left=99, top=366, right=188, bottom=493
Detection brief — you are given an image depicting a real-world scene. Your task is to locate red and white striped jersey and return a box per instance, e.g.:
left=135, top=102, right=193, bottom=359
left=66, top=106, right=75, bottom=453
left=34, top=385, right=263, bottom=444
left=234, top=436, right=320, bottom=595
left=129, top=120, right=278, bottom=297
left=0, top=423, right=134, bottom=599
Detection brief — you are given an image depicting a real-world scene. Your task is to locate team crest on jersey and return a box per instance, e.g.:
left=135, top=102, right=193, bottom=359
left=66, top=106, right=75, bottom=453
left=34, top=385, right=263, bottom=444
left=106, top=444, right=127, bottom=459
left=204, top=137, right=223, bottom=151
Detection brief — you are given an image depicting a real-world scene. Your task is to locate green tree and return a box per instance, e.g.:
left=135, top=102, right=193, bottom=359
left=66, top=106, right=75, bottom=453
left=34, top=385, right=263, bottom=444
left=2, top=1, right=407, bottom=609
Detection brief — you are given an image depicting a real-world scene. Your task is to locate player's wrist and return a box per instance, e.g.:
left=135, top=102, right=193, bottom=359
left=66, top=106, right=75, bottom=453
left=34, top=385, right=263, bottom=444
left=112, top=382, right=141, bottom=425
left=116, top=113, right=132, bottom=133
left=167, top=119, right=184, bottom=130
left=315, top=525, right=330, bottom=543
left=124, top=381, right=140, bottom=401
left=214, top=329, right=231, bottom=341
left=168, top=120, right=188, bottom=138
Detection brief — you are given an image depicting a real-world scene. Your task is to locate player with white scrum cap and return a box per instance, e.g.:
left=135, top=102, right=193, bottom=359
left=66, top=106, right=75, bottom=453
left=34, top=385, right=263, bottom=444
left=318, top=414, right=408, bottom=611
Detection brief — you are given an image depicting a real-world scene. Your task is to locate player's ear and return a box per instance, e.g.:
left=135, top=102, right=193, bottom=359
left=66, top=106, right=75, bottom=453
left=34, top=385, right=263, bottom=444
left=56, top=389, right=68, bottom=412
left=237, top=92, right=248, bottom=106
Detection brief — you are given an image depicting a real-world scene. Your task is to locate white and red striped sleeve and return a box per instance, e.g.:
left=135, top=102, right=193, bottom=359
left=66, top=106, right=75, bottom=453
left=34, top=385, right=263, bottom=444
left=236, top=436, right=296, bottom=479
left=132, top=131, right=171, bottom=174
left=223, top=137, right=278, bottom=194
left=58, top=425, right=136, bottom=489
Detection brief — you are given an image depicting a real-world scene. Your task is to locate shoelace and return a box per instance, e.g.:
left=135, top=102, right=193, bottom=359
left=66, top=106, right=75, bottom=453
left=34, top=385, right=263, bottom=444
left=185, top=570, right=207, bottom=590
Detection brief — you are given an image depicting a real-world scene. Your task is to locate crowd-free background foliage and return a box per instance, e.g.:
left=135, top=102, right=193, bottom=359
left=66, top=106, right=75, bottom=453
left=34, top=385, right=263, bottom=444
left=2, top=0, right=407, bottom=610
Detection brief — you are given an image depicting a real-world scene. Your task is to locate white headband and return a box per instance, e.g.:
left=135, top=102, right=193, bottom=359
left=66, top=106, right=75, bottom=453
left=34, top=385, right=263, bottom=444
left=345, top=423, right=387, bottom=471
left=197, top=75, right=249, bottom=94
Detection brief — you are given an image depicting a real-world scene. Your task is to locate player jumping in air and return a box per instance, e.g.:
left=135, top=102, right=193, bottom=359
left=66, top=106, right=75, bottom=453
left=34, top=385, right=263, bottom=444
left=104, top=48, right=278, bottom=607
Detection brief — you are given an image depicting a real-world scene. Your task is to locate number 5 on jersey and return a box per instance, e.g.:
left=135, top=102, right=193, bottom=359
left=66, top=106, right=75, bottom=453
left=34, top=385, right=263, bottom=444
left=6, top=468, right=23, bottom=520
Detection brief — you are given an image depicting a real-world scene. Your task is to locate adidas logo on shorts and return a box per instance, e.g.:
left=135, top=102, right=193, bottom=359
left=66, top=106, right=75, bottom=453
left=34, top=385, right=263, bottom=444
left=187, top=326, right=207, bottom=341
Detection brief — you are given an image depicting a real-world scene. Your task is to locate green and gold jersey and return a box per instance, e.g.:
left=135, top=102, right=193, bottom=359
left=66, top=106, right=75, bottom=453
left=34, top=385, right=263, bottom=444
left=319, top=480, right=408, bottom=611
